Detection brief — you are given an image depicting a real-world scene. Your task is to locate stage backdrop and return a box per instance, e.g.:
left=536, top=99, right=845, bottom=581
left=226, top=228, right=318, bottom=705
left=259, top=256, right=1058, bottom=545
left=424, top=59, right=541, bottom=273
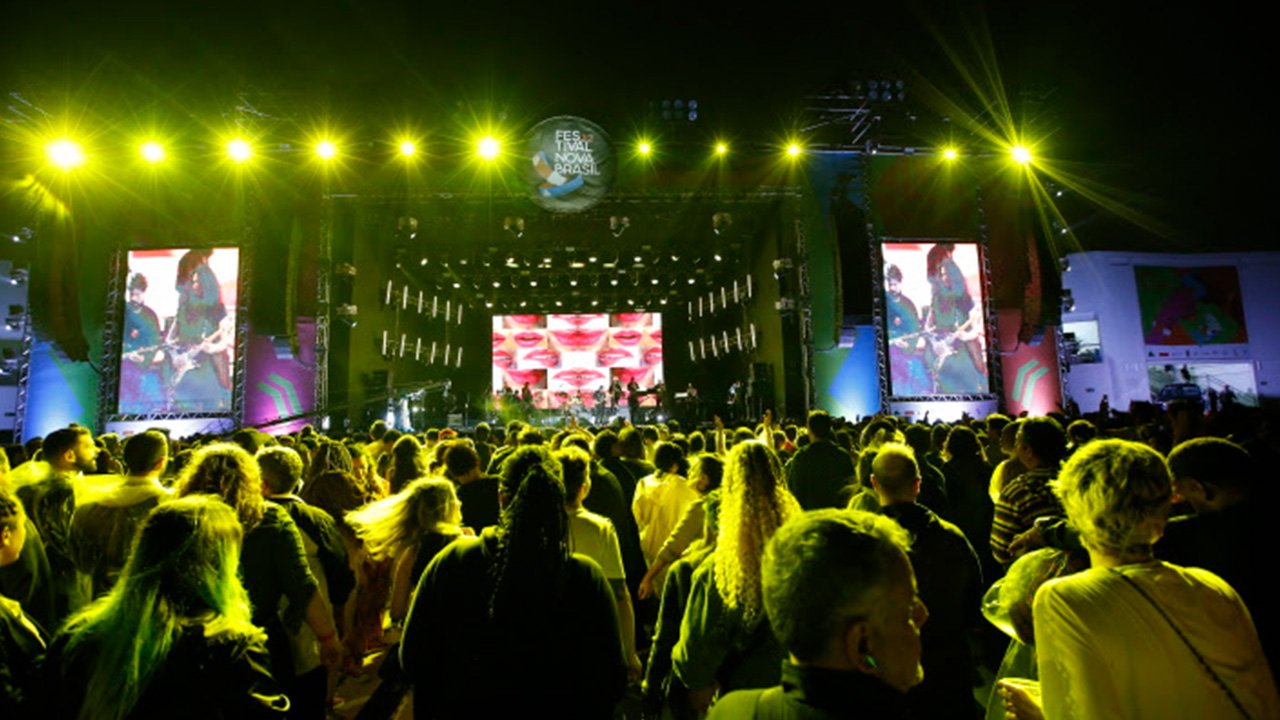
left=492, top=312, right=663, bottom=409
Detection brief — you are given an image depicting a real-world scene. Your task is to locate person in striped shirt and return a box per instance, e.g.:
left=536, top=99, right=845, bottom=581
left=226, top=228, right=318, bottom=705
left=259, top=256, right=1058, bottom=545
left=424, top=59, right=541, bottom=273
left=990, top=417, right=1066, bottom=566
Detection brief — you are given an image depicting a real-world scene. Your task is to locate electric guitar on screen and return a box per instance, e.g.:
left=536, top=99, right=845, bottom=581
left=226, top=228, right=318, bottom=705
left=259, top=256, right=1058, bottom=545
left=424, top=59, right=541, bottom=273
left=169, top=317, right=234, bottom=387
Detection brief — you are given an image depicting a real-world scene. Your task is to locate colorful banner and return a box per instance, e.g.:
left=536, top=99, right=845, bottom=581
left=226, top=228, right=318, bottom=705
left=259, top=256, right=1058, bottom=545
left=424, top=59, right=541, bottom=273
left=1135, top=265, right=1248, bottom=346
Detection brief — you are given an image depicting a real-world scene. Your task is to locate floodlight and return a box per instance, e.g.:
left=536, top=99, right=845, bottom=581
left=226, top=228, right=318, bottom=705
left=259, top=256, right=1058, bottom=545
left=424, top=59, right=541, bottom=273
left=140, top=142, right=166, bottom=164
left=46, top=139, right=85, bottom=169
left=477, top=136, right=501, bottom=160
left=1012, top=145, right=1032, bottom=164
left=637, top=141, right=652, bottom=156
left=715, top=142, right=728, bottom=156
left=786, top=143, right=803, bottom=157
left=316, top=140, right=337, bottom=160
left=942, top=147, right=958, bottom=161
left=227, top=139, right=253, bottom=162
left=399, top=140, right=417, bottom=157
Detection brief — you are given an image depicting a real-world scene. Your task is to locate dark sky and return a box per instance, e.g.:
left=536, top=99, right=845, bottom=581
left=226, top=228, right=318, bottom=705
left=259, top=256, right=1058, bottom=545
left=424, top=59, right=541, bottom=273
left=2, top=1, right=1270, bottom=249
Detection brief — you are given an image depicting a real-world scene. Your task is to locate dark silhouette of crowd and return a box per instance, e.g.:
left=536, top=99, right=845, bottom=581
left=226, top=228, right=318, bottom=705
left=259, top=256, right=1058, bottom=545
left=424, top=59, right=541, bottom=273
left=1, top=397, right=1278, bottom=718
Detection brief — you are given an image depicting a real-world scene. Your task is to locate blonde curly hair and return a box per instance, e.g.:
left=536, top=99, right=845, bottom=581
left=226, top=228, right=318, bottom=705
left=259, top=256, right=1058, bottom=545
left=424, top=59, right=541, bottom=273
left=175, top=442, right=265, bottom=532
left=713, top=440, right=802, bottom=627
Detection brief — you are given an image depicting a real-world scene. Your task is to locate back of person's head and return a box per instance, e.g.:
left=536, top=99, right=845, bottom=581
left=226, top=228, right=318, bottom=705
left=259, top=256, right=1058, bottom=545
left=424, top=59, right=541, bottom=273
left=308, top=439, right=354, bottom=479
left=617, top=427, right=645, bottom=459
left=641, top=426, right=660, bottom=444
left=1054, top=438, right=1172, bottom=556
left=871, top=443, right=919, bottom=499
left=230, top=428, right=263, bottom=456
left=63, top=495, right=258, bottom=720
left=763, top=509, right=917, bottom=683
left=425, top=428, right=441, bottom=444
left=257, top=446, right=304, bottom=495
left=555, top=445, right=592, bottom=500
left=382, top=428, right=403, bottom=446
left=44, top=426, right=91, bottom=464
left=560, top=434, right=591, bottom=454
left=652, top=441, right=684, bottom=474
left=986, top=413, right=1011, bottom=435
left=518, top=427, right=546, bottom=446
left=369, top=420, right=388, bottom=441
left=306, top=470, right=367, bottom=526
left=688, top=431, right=706, bottom=454
left=347, top=477, right=460, bottom=560
left=807, top=410, right=834, bottom=440
left=859, top=418, right=897, bottom=449
left=943, top=425, right=983, bottom=462
left=474, top=422, right=491, bottom=443
left=123, top=430, right=169, bottom=476
left=1167, top=437, right=1254, bottom=498
left=690, top=453, right=725, bottom=493
left=1000, top=420, right=1023, bottom=453
left=443, top=441, right=481, bottom=481
left=1017, top=416, right=1066, bottom=465
left=175, top=443, right=265, bottom=531
left=389, top=435, right=427, bottom=494
left=1066, top=419, right=1098, bottom=446
left=0, top=486, right=23, bottom=555
left=903, top=425, right=932, bottom=457
left=592, top=430, right=619, bottom=460
left=491, top=445, right=569, bottom=622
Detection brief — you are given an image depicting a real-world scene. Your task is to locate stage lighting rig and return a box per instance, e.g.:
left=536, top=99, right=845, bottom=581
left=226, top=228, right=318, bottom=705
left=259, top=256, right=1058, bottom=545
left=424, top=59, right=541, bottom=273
left=609, top=216, right=631, bottom=238
left=503, top=217, right=525, bottom=238
left=712, top=212, right=733, bottom=235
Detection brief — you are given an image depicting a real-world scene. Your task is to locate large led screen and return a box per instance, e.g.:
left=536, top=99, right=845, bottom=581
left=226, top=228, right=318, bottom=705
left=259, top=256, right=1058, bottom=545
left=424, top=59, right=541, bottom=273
left=119, top=248, right=240, bottom=415
left=492, top=313, right=664, bottom=410
left=882, top=241, right=990, bottom=396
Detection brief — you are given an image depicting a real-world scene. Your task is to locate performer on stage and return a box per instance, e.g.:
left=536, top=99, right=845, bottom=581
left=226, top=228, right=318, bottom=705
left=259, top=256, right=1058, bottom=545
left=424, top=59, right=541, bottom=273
left=120, top=273, right=169, bottom=413
left=626, top=378, right=641, bottom=423
left=924, top=243, right=986, bottom=393
left=885, top=263, right=933, bottom=396
left=167, top=249, right=233, bottom=412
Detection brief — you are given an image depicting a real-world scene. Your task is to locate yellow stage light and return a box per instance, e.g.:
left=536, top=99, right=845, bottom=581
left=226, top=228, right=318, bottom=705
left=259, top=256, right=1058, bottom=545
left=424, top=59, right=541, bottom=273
left=715, top=142, right=728, bottom=156
left=46, top=139, right=85, bottom=169
left=1011, top=145, right=1032, bottom=164
left=477, top=136, right=501, bottom=160
left=637, top=141, right=652, bottom=156
left=786, top=143, right=803, bottom=157
left=942, top=147, right=959, bottom=161
left=399, top=140, right=417, bottom=157
left=227, top=138, right=253, bottom=162
left=316, top=140, right=337, bottom=160
left=141, top=142, right=166, bottom=164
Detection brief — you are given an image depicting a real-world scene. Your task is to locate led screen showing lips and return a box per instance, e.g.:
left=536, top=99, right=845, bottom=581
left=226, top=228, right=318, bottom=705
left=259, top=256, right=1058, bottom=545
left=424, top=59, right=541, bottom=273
left=493, top=312, right=664, bottom=409
left=119, top=248, right=240, bottom=415
left=881, top=242, right=990, bottom=396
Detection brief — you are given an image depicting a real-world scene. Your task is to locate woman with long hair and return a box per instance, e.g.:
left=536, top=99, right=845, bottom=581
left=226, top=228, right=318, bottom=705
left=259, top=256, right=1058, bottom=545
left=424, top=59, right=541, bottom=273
left=399, top=446, right=626, bottom=719
left=44, top=496, right=289, bottom=719
left=386, top=436, right=428, bottom=496
left=672, top=440, right=802, bottom=712
left=175, top=444, right=342, bottom=688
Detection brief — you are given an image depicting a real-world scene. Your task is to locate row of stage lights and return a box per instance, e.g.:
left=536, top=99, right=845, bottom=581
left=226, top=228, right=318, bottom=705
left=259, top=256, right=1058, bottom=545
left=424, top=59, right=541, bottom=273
left=39, top=135, right=1037, bottom=169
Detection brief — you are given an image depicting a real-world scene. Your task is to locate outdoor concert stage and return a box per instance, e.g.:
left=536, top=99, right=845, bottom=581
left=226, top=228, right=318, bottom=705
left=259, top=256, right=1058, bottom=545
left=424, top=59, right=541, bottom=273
left=9, top=112, right=1083, bottom=439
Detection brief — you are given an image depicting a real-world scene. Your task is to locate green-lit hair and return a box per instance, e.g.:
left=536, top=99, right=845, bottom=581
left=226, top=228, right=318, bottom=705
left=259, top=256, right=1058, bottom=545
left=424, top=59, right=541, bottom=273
left=58, top=495, right=261, bottom=720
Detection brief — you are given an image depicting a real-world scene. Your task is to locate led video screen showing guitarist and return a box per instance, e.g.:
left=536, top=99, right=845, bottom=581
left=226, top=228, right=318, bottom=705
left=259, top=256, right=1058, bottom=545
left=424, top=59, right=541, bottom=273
left=119, top=248, right=239, bottom=414
left=882, top=241, right=989, bottom=396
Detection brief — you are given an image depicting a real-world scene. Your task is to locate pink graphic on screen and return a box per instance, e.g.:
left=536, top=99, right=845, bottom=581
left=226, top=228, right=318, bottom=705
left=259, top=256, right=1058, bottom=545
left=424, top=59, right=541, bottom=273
left=493, top=312, right=664, bottom=409
left=119, top=248, right=239, bottom=415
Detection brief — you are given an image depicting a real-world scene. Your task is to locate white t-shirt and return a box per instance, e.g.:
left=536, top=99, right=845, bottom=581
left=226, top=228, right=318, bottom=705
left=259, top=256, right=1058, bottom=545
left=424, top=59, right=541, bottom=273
left=567, top=507, right=625, bottom=582
left=1035, top=561, right=1279, bottom=720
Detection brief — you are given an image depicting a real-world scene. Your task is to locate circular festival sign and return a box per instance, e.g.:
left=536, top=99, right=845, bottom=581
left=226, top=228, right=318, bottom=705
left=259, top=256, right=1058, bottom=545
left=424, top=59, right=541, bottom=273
left=525, top=116, right=615, bottom=213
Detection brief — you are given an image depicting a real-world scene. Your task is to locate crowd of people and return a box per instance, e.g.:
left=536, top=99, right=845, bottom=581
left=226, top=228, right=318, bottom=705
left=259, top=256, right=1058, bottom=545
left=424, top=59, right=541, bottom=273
left=0, top=398, right=1278, bottom=718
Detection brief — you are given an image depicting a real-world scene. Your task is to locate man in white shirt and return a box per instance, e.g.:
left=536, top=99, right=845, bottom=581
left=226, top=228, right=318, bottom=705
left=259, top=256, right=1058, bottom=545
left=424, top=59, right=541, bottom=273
left=556, top=445, right=642, bottom=682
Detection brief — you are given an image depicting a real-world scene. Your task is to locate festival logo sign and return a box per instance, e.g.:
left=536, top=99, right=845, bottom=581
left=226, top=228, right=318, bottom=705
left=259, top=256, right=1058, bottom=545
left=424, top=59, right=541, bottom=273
left=525, top=116, right=615, bottom=213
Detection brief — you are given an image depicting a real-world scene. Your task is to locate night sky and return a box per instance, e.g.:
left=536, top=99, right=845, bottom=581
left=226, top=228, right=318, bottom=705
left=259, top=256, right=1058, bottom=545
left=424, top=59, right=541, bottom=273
left=1, top=1, right=1270, bottom=250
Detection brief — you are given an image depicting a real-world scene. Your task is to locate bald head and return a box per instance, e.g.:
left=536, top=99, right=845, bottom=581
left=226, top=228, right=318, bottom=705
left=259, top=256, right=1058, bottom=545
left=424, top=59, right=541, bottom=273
left=871, top=443, right=920, bottom=502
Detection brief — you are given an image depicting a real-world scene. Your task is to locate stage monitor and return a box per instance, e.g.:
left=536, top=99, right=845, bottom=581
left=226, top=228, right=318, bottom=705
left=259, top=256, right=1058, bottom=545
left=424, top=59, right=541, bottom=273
left=881, top=241, right=990, bottom=397
left=119, top=248, right=240, bottom=415
left=492, top=312, right=663, bottom=410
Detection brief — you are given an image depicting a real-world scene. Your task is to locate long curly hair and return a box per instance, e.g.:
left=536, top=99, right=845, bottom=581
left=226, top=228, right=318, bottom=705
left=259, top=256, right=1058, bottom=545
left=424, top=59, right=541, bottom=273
left=175, top=443, right=265, bottom=532
left=59, top=496, right=261, bottom=720
left=713, top=441, right=802, bottom=627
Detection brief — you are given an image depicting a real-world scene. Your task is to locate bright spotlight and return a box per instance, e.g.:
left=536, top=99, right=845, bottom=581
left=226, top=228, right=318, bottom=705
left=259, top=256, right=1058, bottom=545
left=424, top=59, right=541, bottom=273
left=786, top=143, right=803, bottom=158
left=942, top=147, right=959, bottom=161
left=46, top=139, right=85, bottom=169
left=399, top=140, right=417, bottom=157
left=140, top=142, right=166, bottom=164
left=715, top=142, right=728, bottom=156
left=1011, top=145, right=1033, bottom=164
left=227, top=139, right=253, bottom=163
left=315, top=140, right=337, bottom=160
left=637, top=141, right=652, bottom=156
left=477, top=136, right=501, bottom=160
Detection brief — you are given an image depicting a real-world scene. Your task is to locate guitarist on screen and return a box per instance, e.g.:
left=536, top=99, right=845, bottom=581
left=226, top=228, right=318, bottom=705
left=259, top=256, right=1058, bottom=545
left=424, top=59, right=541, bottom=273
left=166, top=249, right=233, bottom=412
left=120, top=272, right=170, bottom=413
